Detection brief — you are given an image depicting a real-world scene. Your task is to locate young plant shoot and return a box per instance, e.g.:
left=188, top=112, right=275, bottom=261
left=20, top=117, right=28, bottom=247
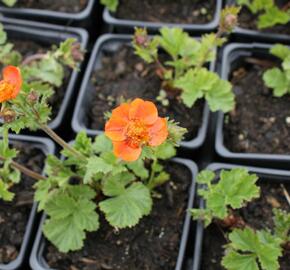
left=263, top=44, right=290, bottom=96
left=132, top=6, right=240, bottom=112
left=191, top=168, right=290, bottom=270
left=0, top=61, right=186, bottom=253
left=1, top=0, right=16, bottom=7
left=101, top=0, right=118, bottom=12
left=237, top=0, right=290, bottom=29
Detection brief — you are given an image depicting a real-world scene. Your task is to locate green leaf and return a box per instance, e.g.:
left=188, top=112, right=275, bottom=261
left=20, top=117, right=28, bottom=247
left=273, top=208, right=290, bottom=242
left=223, top=228, right=283, bottom=270
left=92, top=134, right=113, bottom=154
left=43, top=189, right=99, bottom=252
left=175, top=68, right=217, bottom=108
left=192, top=168, right=260, bottom=225
left=206, top=78, right=235, bottom=112
left=34, top=178, right=54, bottom=211
left=147, top=171, right=170, bottom=190
left=263, top=68, right=289, bottom=97
left=190, top=208, right=213, bottom=227
left=270, top=44, right=290, bottom=60
left=1, top=0, right=17, bottom=7
left=84, top=156, right=113, bottom=184
left=258, top=6, right=290, bottom=29
left=196, top=170, right=215, bottom=184
left=100, top=0, right=118, bottom=12
left=158, top=27, right=190, bottom=58
left=154, top=141, right=176, bottom=160
left=126, top=158, right=149, bottom=179
left=99, top=182, right=152, bottom=228
left=222, top=250, right=259, bottom=270
left=0, top=179, right=14, bottom=201
left=102, top=172, right=135, bottom=196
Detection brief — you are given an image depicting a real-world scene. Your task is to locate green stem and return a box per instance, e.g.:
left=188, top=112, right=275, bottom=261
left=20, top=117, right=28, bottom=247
left=40, top=124, right=85, bottom=159
left=0, top=156, right=46, bottom=180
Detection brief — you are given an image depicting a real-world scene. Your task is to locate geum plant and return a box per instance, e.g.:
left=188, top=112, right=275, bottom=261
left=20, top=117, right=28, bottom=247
left=131, top=6, right=240, bottom=112
left=191, top=168, right=290, bottom=270
left=263, top=44, right=290, bottom=97
left=237, top=0, right=290, bottom=29
left=0, top=63, right=186, bottom=252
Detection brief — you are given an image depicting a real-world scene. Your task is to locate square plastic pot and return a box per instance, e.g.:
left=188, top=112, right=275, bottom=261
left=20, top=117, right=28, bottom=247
left=227, top=0, right=290, bottom=43
left=191, top=162, right=290, bottom=270
left=71, top=33, right=212, bottom=151
left=0, top=134, right=55, bottom=270
left=0, top=17, right=88, bottom=132
left=215, top=42, right=290, bottom=169
left=0, top=0, right=96, bottom=28
left=30, top=158, right=198, bottom=270
left=102, top=0, right=222, bottom=33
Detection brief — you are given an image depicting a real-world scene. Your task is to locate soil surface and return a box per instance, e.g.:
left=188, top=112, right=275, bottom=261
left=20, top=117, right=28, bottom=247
left=0, top=142, right=44, bottom=264
left=45, top=162, right=192, bottom=270
left=1, top=0, right=88, bottom=13
left=223, top=56, right=290, bottom=154
left=201, top=180, right=290, bottom=270
left=238, top=1, right=290, bottom=35
left=11, top=39, right=71, bottom=122
left=88, top=44, right=204, bottom=141
left=115, top=0, right=215, bottom=24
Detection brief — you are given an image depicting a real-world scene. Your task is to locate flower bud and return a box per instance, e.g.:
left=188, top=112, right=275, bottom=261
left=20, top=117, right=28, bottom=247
left=1, top=108, right=16, bottom=123
left=133, top=28, right=150, bottom=47
left=71, top=43, right=84, bottom=63
left=27, top=91, right=38, bottom=103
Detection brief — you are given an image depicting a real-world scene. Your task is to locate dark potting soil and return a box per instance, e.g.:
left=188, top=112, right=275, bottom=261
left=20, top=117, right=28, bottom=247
left=0, top=142, right=44, bottom=264
left=11, top=39, right=71, bottom=121
left=223, top=57, right=290, bottom=154
left=1, top=0, right=88, bottom=13
left=201, top=181, right=290, bottom=270
left=238, top=1, right=290, bottom=35
left=88, top=45, right=204, bottom=141
left=115, top=0, right=215, bottom=24
left=45, top=162, right=192, bottom=270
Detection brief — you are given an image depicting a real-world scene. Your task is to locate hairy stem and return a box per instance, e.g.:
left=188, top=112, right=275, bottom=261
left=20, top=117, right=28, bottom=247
left=0, top=156, right=46, bottom=180
left=40, top=124, right=85, bottom=159
left=21, top=53, right=47, bottom=66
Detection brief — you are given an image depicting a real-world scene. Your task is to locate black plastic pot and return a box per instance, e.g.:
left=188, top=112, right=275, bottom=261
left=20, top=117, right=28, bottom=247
left=30, top=158, right=198, bottom=270
left=0, top=17, right=88, bottom=132
left=0, top=134, right=55, bottom=270
left=191, top=162, right=290, bottom=270
left=215, top=42, right=290, bottom=169
left=102, top=0, right=222, bottom=33
left=0, top=0, right=96, bottom=28
left=71, top=33, right=212, bottom=150
left=227, top=0, right=290, bottom=43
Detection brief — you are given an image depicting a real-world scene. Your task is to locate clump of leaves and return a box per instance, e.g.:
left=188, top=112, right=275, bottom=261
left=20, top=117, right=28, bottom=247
left=237, top=0, right=290, bottom=29
left=0, top=23, right=84, bottom=133
left=191, top=168, right=290, bottom=270
left=1, top=0, right=17, bottom=7
left=132, top=6, right=240, bottom=112
left=263, top=44, right=290, bottom=97
left=191, top=168, right=260, bottom=226
left=222, top=208, right=290, bottom=270
left=101, top=0, right=118, bottom=12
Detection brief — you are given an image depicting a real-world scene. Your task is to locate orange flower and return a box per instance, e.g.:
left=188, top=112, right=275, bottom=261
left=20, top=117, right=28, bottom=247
left=105, top=98, right=168, bottom=161
left=0, top=66, right=22, bottom=103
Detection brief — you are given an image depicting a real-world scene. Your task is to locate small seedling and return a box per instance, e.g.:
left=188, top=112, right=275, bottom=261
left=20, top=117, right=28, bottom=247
left=101, top=0, right=118, bottom=12
left=263, top=44, right=290, bottom=96
left=132, top=7, right=240, bottom=112
left=237, top=0, right=290, bottom=29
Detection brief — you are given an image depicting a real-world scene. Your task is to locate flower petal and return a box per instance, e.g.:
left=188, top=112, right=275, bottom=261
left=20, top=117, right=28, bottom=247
left=113, top=141, right=142, bottom=162
left=111, top=103, right=130, bottom=121
left=148, top=117, right=168, bottom=146
left=3, top=66, right=22, bottom=97
left=0, top=80, right=14, bottom=103
left=105, top=117, right=128, bottom=141
left=129, top=98, right=158, bottom=125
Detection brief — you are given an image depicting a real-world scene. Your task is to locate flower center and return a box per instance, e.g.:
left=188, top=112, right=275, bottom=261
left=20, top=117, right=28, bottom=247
left=0, top=81, right=15, bottom=100
left=126, top=120, right=149, bottom=148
